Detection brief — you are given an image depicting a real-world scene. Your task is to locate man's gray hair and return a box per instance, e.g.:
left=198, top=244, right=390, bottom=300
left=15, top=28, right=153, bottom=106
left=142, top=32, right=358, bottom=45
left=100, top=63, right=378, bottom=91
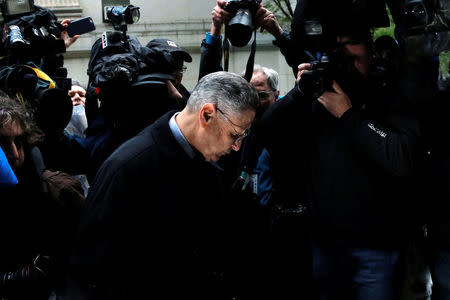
left=0, top=95, right=43, bottom=146
left=186, top=71, right=259, bottom=116
left=252, top=64, right=279, bottom=92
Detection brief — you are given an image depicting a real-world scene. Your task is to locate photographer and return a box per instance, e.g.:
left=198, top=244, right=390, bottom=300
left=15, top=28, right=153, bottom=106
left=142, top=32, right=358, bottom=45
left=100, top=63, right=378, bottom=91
left=259, top=24, right=423, bottom=299
left=0, top=94, right=84, bottom=299
left=199, top=0, right=283, bottom=80
left=421, top=60, right=450, bottom=300
left=146, top=38, right=192, bottom=106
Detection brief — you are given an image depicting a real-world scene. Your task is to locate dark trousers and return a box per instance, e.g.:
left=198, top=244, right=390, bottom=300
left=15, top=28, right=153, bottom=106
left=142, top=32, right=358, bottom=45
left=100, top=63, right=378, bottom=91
left=312, top=241, right=402, bottom=300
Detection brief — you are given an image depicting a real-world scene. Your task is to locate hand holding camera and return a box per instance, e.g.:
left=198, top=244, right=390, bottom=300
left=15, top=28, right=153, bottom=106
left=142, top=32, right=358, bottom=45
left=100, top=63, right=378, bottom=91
left=317, top=81, right=352, bottom=118
left=222, top=0, right=262, bottom=47
left=211, top=0, right=231, bottom=36
left=296, top=63, right=312, bottom=90
left=253, top=6, right=283, bottom=38
left=297, top=53, right=336, bottom=99
left=297, top=62, right=351, bottom=118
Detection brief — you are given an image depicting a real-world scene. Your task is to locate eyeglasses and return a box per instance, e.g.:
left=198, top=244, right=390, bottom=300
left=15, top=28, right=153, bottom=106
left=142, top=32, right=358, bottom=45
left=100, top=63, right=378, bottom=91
left=258, top=90, right=274, bottom=100
left=216, top=107, right=249, bottom=143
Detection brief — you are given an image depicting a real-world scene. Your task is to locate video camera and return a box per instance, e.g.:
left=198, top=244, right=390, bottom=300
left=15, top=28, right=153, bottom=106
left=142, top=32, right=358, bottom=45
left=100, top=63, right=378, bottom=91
left=0, top=0, right=66, bottom=60
left=106, top=4, right=140, bottom=33
left=0, top=0, right=72, bottom=134
left=0, top=62, right=72, bottom=133
left=99, top=5, right=140, bottom=54
left=224, top=0, right=261, bottom=47
left=91, top=4, right=143, bottom=85
left=87, top=5, right=179, bottom=132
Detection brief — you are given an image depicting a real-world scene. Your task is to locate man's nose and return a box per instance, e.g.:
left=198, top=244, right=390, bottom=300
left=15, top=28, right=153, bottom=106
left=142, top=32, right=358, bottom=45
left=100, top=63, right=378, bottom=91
left=72, top=94, right=81, bottom=102
left=5, top=141, right=20, bottom=161
left=231, top=139, right=242, bottom=151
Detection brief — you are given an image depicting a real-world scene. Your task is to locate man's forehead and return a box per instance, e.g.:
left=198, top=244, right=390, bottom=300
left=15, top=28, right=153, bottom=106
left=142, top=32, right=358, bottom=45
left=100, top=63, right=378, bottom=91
left=250, top=71, right=268, bottom=85
left=71, top=85, right=85, bottom=92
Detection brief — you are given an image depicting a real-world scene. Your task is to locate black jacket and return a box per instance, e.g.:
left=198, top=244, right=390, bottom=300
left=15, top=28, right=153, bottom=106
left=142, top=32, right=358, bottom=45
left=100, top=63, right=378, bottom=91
left=260, top=83, right=423, bottom=247
left=198, top=39, right=223, bottom=81
left=67, top=111, right=234, bottom=299
left=425, top=88, right=450, bottom=249
left=0, top=147, right=81, bottom=299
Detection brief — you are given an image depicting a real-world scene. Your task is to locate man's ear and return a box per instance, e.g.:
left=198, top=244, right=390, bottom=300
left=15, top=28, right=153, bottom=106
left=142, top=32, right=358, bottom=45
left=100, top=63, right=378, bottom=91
left=199, top=103, right=215, bottom=128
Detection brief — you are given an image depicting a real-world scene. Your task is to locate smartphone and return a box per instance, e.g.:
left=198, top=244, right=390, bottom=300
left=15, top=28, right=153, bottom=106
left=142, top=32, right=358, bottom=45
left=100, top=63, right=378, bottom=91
left=67, top=16, right=96, bottom=37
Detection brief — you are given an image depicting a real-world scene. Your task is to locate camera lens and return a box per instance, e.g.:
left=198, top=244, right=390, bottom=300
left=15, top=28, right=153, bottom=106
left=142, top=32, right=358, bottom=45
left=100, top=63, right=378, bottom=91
left=8, top=25, right=28, bottom=52
left=402, top=1, right=429, bottom=28
left=227, top=8, right=254, bottom=47
left=130, top=8, right=140, bottom=24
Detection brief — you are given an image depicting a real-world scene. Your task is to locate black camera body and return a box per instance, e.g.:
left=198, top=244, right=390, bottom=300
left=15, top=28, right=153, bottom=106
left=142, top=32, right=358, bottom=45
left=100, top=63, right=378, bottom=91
left=299, top=53, right=336, bottom=99
left=224, top=0, right=261, bottom=47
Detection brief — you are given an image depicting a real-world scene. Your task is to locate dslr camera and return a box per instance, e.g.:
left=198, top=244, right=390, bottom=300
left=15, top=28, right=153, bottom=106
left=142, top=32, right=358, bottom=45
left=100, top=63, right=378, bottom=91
left=296, top=19, right=339, bottom=98
left=224, top=0, right=261, bottom=47
left=298, top=53, right=338, bottom=99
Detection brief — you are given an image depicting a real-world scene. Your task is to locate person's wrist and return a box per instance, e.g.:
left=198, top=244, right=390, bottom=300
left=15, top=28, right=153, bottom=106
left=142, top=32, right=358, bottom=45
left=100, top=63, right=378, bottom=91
left=210, top=23, right=223, bottom=36
left=273, top=27, right=284, bottom=39
left=206, top=32, right=222, bottom=46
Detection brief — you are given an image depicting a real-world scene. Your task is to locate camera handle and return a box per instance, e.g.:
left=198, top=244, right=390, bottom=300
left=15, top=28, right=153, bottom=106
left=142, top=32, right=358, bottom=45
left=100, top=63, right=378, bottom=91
left=223, top=29, right=257, bottom=82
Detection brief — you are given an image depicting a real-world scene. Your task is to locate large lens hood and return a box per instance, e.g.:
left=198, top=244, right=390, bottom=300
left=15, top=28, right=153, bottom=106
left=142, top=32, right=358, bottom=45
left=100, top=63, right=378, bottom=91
left=226, top=8, right=254, bottom=47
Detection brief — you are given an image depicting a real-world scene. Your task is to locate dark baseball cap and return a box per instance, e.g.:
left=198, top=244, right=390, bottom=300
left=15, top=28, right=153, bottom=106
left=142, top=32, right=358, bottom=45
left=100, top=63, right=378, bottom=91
left=146, top=39, right=192, bottom=63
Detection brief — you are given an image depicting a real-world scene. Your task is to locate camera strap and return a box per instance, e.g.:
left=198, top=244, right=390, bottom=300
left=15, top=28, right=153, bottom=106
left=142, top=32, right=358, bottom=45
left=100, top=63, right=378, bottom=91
left=223, top=33, right=230, bottom=72
left=223, top=29, right=257, bottom=82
